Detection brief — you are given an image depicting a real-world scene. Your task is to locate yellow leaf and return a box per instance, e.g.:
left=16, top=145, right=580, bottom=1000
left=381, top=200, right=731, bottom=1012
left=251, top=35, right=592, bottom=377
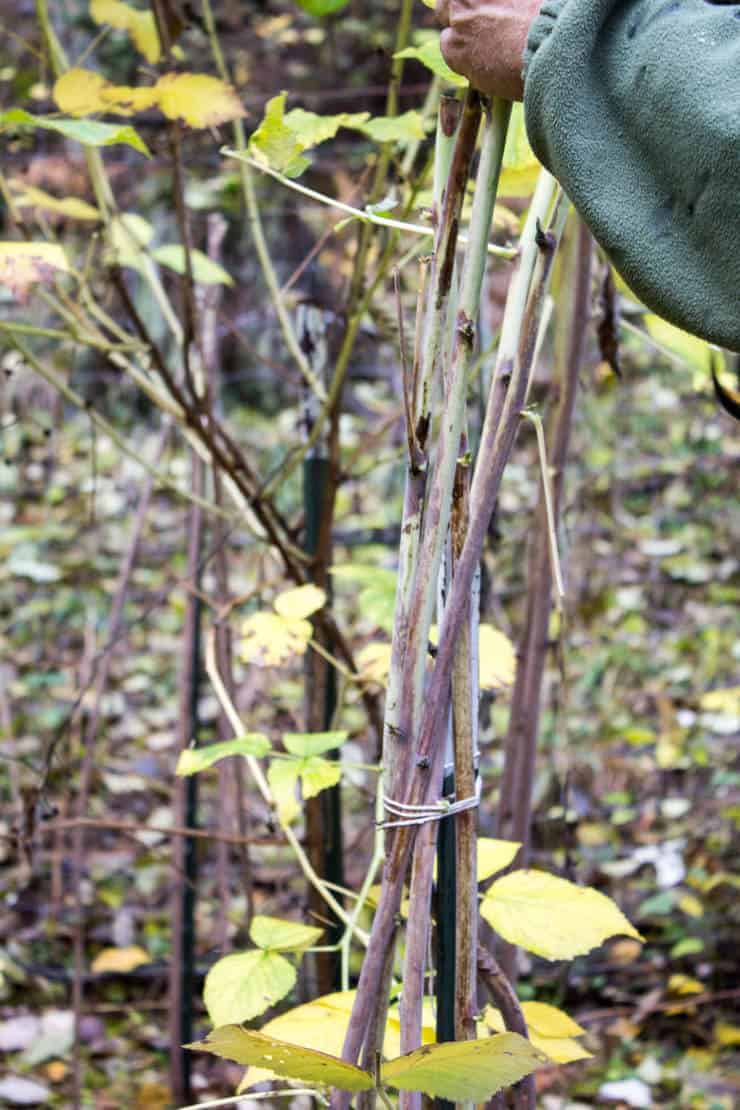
left=609, top=938, right=643, bottom=965
left=387, top=998, right=436, bottom=1049
left=53, top=68, right=108, bottom=116
left=0, top=241, right=69, bottom=301
left=576, top=821, right=612, bottom=847
left=478, top=625, right=517, bottom=689
left=45, top=1061, right=68, bottom=1083
left=273, top=583, right=326, bottom=620
left=381, top=1034, right=546, bottom=1101
left=678, top=892, right=704, bottom=919
left=429, top=623, right=516, bottom=690
left=90, top=0, right=161, bottom=63
left=700, top=686, right=740, bottom=715
left=477, top=837, right=521, bottom=882
left=188, top=1026, right=373, bottom=1092
left=100, top=83, right=160, bottom=116
left=499, top=104, right=541, bottom=198
left=529, top=1033, right=592, bottom=1064
left=91, top=944, right=150, bottom=973
left=481, top=870, right=643, bottom=960
left=10, top=182, right=99, bottom=221
left=480, top=1005, right=506, bottom=1034
left=644, top=314, right=712, bottom=375
left=356, top=641, right=392, bottom=684
left=668, top=974, right=703, bottom=996
left=241, top=611, right=312, bottom=666
left=714, top=1021, right=740, bottom=1047
left=155, top=73, right=245, bottom=128
left=521, top=1001, right=586, bottom=1039
left=480, top=1004, right=591, bottom=1065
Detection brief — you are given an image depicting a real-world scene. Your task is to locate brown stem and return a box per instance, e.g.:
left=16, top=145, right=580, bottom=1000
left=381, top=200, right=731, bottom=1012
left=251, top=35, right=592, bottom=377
left=169, top=453, right=204, bottom=1104
left=335, top=101, right=483, bottom=1100
left=40, top=816, right=274, bottom=847
left=166, top=119, right=202, bottom=403
left=110, top=269, right=384, bottom=743
left=413, top=214, right=561, bottom=777
left=477, top=945, right=535, bottom=1110
left=200, top=214, right=240, bottom=951
left=70, top=428, right=168, bottom=1108
left=450, top=456, right=478, bottom=1042
left=497, top=220, right=592, bottom=981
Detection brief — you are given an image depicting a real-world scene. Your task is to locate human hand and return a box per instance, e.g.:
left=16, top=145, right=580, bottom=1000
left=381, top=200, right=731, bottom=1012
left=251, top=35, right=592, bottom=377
left=435, top=0, right=542, bottom=101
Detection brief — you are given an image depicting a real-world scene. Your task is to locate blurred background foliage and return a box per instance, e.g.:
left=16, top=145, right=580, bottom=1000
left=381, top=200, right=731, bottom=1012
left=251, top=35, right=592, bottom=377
left=0, top=1, right=738, bottom=1107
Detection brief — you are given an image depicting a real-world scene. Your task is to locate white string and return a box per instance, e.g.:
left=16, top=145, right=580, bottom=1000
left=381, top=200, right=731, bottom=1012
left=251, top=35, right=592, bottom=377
left=378, top=786, right=480, bottom=830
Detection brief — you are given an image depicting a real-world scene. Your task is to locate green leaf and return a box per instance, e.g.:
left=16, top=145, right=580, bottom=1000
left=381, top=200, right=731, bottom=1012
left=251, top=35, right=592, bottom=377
left=267, top=758, right=301, bottom=823
left=204, top=951, right=296, bottom=1025
left=358, top=111, right=427, bottom=144
left=0, top=108, right=150, bottom=155
left=331, top=564, right=398, bottom=633
left=282, top=731, right=347, bottom=757
left=250, top=915, right=323, bottom=953
left=300, top=755, right=343, bottom=798
left=176, top=734, right=271, bottom=775
left=151, top=244, right=234, bottom=286
left=381, top=1034, right=546, bottom=1101
left=186, top=1026, right=374, bottom=1092
left=294, top=0, right=351, bottom=14
left=394, top=38, right=467, bottom=88
left=283, top=107, right=370, bottom=148
left=481, top=870, right=643, bottom=960
left=105, top=212, right=154, bottom=273
left=249, top=92, right=310, bottom=178
left=268, top=755, right=342, bottom=823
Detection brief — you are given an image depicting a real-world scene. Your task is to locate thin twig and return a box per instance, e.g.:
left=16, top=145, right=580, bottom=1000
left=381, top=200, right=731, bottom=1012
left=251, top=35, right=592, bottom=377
left=224, top=152, right=518, bottom=260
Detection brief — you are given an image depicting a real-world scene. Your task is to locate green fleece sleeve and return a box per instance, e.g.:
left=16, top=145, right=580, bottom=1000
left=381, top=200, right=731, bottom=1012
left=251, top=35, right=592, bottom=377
left=523, top=0, right=740, bottom=352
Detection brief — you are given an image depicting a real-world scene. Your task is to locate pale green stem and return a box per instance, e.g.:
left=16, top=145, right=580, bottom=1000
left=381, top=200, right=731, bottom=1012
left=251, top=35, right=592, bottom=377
left=340, top=787, right=386, bottom=991
left=204, top=629, right=369, bottom=946
left=408, top=99, right=512, bottom=736
left=200, top=0, right=324, bottom=400
left=521, top=408, right=565, bottom=603
left=223, top=153, right=516, bottom=260
left=179, top=1091, right=328, bottom=1110
left=0, top=320, right=139, bottom=351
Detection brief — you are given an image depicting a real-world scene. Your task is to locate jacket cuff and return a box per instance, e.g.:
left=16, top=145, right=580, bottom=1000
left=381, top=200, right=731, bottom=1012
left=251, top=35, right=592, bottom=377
left=522, top=0, right=570, bottom=81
